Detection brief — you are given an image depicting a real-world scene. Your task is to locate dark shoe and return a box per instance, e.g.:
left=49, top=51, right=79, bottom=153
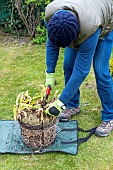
left=95, top=120, right=113, bottom=137
left=58, top=107, right=80, bottom=121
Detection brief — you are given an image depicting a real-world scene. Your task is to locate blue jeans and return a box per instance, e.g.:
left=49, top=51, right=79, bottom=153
left=93, top=31, right=113, bottom=121
left=64, top=31, right=113, bottom=121
left=63, top=47, right=80, bottom=108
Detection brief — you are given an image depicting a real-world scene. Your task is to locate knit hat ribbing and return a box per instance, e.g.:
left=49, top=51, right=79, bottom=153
left=48, top=10, right=80, bottom=47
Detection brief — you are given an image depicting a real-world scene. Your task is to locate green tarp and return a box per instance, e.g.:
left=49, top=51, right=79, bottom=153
left=0, top=120, right=78, bottom=155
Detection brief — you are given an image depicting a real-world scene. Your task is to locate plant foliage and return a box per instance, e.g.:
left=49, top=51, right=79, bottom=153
left=0, top=0, right=51, bottom=42
left=25, top=0, right=51, bottom=44
left=0, top=0, right=27, bottom=35
left=15, top=0, right=51, bottom=41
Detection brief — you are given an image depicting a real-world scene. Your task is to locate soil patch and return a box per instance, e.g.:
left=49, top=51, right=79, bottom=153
left=0, top=29, right=31, bottom=45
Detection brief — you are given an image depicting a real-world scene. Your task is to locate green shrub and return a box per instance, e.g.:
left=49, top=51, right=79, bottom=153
left=0, top=0, right=51, bottom=41
left=30, top=0, right=51, bottom=44
left=0, top=0, right=27, bottom=35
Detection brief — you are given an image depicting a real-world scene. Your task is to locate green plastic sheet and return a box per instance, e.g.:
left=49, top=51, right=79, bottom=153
left=0, top=120, right=78, bottom=155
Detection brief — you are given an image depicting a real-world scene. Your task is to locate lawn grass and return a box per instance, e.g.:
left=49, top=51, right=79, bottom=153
left=0, top=43, right=113, bottom=170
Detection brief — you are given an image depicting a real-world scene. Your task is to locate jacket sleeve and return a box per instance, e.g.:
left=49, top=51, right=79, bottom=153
left=46, top=37, right=59, bottom=73
left=45, top=19, right=60, bottom=73
left=59, top=28, right=101, bottom=104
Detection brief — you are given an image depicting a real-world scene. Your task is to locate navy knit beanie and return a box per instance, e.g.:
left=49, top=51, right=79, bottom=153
left=48, top=10, right=80, bottom=47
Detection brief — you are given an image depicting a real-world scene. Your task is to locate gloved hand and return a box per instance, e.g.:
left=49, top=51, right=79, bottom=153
left=45, top=72, right=56, bottom=89
left=45, top=99, right=66, bottom=116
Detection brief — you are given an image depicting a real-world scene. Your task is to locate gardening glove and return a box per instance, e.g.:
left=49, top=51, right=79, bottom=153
left=45, top=72, right=56, bottom=89
left=45, top=99, right=66, bottom=116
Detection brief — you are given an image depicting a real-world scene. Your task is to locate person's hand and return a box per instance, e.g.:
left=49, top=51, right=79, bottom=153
left=45, top=99, right=66, bottom=116
left=45, top=72, right=56, bottom=89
